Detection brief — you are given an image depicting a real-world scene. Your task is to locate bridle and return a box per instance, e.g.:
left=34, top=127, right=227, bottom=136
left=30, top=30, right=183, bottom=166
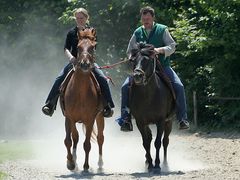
left=74, top=37, right=96, bottom=71
left=142, top=56, right=156, bottom=86
left=133, top=52, right=157, bottom=86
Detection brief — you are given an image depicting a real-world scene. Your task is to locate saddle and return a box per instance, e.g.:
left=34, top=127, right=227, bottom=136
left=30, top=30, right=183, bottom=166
left=59, top=69, right=102, bottom=115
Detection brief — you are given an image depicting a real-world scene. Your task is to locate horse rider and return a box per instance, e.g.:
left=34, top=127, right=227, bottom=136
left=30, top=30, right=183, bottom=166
left=42, top=8, right=114, bottom=117
left=116, top=6, right=190, bottom=130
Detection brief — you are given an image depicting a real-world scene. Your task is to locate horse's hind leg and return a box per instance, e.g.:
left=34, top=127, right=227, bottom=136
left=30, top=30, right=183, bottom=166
left=163, top=120, right=172, bottom=162
left=83, top=123, right=94, bottom=170
left=154, top=121, right=164, bottom=170
left=64, top=118, right=75, bottom=170
left=96, top=113, right=104, bottom=168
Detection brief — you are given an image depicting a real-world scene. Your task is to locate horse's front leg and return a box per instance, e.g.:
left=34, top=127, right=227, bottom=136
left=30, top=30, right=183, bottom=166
left=137, top=122, right=153, bottom=170
left=154, top=121, right=164, bottom=171
left=83, top=123, right=94, bottom=170
left=71, top=122, right=79, bottom=169
left=163, top=120, right=172, bottom=162
left=64, top=118, right=75, bottom=170
left=96, top=113, right=105, bottom=168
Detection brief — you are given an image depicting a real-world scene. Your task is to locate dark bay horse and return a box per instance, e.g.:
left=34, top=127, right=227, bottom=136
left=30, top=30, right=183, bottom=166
left=60, top=28, right=105, bottom=171
left=129, top=43, right=175, bottom=171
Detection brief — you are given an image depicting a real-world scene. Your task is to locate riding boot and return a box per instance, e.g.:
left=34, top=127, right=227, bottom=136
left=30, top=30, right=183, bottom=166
left=42, top=94, right=59, bottom=117
left=179, top=119, right=190, bottom=130
left=103, top=103, right=114, bottom=118
left=120, top=113, right=133, bottom=132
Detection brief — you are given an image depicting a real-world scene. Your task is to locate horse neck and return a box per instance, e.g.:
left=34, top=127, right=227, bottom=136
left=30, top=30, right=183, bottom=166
left=144, top=73, right=158, bottom=89
left=72, top=70, right=92, bottom=90
left=133, top=73, right=158, bottom=96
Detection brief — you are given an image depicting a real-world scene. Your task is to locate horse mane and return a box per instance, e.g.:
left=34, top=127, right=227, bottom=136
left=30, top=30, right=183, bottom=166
left=78, top=28, right=97, bottom=42
left=131, top=42, right=155, bottom=59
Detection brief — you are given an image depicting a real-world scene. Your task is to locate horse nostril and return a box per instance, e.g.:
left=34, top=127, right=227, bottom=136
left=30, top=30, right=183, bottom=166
left=134, top=72, right=143, bottom=78
left=80, top=62, right=90, bottom=70
left=133, top=72, right=144, bottom=84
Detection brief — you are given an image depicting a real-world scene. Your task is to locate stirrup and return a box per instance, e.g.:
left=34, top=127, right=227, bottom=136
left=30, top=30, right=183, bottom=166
left=179, top=120, right=190, bottom=130
left=120, top=114, right=133, bottom=132
left=103, top=106, right=113, bottom=118
left=42, top=105, right=54, bottom=117
left=120, top=120, right=133, bottom=132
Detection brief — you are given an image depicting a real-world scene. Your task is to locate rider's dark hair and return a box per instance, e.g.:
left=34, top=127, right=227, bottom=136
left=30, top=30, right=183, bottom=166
left=140, top=6, right=155, bottom=17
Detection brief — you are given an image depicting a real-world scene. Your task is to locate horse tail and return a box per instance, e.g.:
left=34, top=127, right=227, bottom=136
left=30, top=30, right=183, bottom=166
left=82, top=124, right=97, bottom=142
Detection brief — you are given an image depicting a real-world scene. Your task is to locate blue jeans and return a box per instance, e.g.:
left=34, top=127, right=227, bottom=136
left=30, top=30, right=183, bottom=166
left=45, top=62, right=114, bottom=108
left=119, top=66, right=187, bottom=123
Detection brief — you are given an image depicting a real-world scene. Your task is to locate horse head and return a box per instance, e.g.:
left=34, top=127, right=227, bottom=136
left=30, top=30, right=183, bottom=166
left=76, top=28, right=97, bottom=72
left=130, top=42, right=156, bottom=85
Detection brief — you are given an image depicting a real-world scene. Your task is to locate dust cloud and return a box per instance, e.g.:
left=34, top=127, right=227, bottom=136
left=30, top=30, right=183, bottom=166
left=23, top=116, right=205, bottom=175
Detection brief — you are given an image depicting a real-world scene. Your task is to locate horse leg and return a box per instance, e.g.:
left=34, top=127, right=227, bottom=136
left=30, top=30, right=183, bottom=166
left=136, top=122, right=153, bottom=170
left=83, top=123, right=93, bottom=170
left=154, top=121, right=164, bottom=170
left=71, top=122, right=79, bottom=169
left=163, top=120, right=172, bottom=162
left=64, top=118, right=75, bottom=170
left=96, top=113, right=104, bottom=168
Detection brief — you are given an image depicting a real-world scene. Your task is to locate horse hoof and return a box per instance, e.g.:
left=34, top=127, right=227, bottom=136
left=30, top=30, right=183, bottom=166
left=67, top=160, right=75, bottom=171
left=153, top=167, right=161, bottom=174
left=98, top=159, right=104, bottom=168
left=147, top=164, right=154, bottom=171
left=83, top=164, right=89, bottom=171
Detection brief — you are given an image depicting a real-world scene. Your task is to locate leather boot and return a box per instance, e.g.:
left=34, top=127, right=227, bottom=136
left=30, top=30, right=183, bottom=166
left=103, top=104, right=114, bottom=118
left=42, top=95, right=59, bottom=117
left=120, top=114, right=133, bottom=132
left=179, top=119, right=190, bottom=130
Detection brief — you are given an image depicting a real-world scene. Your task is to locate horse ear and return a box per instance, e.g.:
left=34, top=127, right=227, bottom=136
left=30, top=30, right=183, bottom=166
left=91, top=28, right=97, bottom=40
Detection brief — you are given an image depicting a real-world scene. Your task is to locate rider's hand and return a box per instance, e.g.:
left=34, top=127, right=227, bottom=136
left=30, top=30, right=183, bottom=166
left=70, top=57, right=77, bottom=65
left=154, top=48, right=164, bottom=55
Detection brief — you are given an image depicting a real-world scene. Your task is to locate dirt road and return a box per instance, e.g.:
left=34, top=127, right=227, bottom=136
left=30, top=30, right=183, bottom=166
left=0, top=124, right=240, bottom=180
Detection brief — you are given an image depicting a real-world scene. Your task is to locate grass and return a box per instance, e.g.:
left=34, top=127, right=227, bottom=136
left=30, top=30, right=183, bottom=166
left=0, top=140, right=33, bottom=163
left=0, top=140, right=34, bottom=179
left=0, top=171, right=7, bottom=180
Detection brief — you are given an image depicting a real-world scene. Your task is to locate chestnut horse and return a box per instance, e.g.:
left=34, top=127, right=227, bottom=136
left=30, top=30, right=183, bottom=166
left=60, top=28, right=104, bottom=171
left=129, top=43, right=175, bottom=172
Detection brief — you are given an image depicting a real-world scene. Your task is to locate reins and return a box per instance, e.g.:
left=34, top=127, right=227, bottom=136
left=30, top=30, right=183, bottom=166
left=142, top=56, right=157, bottom=86
left=97, top=58, right=130, bottom=69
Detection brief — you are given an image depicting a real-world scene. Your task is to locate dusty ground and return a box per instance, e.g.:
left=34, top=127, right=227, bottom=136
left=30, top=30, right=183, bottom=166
left=0, top=124, right=240, bottom=180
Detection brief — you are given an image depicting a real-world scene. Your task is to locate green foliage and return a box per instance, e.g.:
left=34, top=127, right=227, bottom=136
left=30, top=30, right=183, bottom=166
left=172, top=0, right=240, bottom=128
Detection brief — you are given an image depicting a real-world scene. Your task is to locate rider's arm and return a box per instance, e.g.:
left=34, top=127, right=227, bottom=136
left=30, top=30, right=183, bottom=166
left=64, top=31, right=76, bottom=63
left=126, top=34, right=137, bottom=58
left=64, top=48, right=76, bottom=63
left=154, top=29, right=176, bottom=57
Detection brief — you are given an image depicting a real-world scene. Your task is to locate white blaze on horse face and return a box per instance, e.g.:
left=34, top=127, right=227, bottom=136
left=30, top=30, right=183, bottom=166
left=135, top=61, right=141, bottom=72
left=81, top=52, right=88, bottom=61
